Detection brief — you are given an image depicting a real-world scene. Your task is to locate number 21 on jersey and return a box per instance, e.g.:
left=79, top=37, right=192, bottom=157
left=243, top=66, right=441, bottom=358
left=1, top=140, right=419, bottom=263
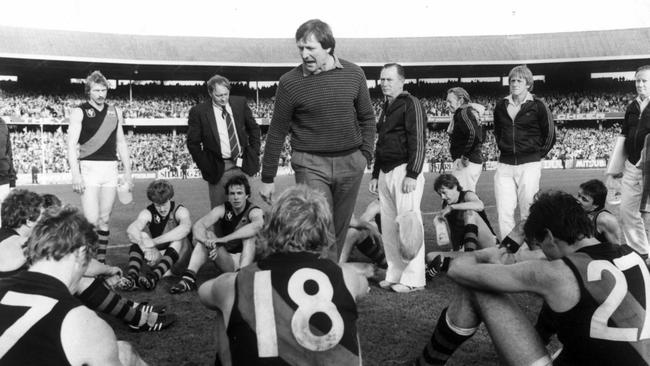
left=588, top=253, right=650, bottom=341
left=253, top=268, right=345, bottom=357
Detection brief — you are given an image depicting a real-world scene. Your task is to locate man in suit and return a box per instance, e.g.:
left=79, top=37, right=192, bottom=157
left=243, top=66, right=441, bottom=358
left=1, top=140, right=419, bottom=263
left=187, top=74, right=261, bottom=209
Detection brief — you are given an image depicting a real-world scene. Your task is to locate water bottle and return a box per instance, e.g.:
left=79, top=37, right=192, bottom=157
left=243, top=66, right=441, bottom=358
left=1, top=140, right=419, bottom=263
left=433, top=214, right=451, bottom=248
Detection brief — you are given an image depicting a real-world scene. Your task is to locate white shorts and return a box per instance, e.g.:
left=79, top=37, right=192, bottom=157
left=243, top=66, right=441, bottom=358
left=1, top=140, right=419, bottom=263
left=80, top=160, right=118, bottom=187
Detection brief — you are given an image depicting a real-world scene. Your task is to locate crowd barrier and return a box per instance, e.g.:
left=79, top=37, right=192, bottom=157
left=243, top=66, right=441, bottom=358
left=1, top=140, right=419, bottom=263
left=19, top=159, right=608, bottom=185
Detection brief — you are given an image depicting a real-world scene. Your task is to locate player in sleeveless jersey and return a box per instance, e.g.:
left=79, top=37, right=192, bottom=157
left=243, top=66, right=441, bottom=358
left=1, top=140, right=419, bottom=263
left=0, top=206, right=148, bottom=365
left=116, top=180, right=192, bottom=291
left=415, top=191, right=650, bottom=366
left=199, top=185, right=369, bottom=365
left=67, top=70, right=133, bottom=263
left=576, top=179, right=620, bottom=245
left=171, top=175, right=264, bottom=294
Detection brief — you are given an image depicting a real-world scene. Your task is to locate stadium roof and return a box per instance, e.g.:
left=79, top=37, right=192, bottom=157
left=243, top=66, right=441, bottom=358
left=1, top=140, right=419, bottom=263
left=0, top=26, right=649, bottom=81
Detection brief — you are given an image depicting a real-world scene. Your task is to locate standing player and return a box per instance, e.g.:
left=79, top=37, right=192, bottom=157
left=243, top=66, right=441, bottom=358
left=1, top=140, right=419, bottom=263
left=416, top=191, right=650, bottom=366
left=259, top=19, right=376, bottom=261
left=445, top=87, right=484, bottom=193
left=370, top=63, right=427, bottom=293
left=0, top=206, right=149, bottom=365
left=171, top=175, right=264, bottom=294
left=68, top=70, right=132, bottom=263
left=492, top=65, right=555, bottom=239
left=117, top=180, right=192, bottom=291
left=606, top=65, right=650, bottom=258
left=199, top=185, right=368, bottom=365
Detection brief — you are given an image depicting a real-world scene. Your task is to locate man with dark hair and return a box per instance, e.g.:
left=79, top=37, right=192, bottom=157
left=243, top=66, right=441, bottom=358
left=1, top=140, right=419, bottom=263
left=0, top=189, right=42, bottom=276
left=577, top=179, right=620, bottom=244
left=171, top=175, right=264, bottom=294
left=200, top=185, right=368, bottom=365
left=259, top=19, right=376, bottom=261
left=187, top=74, right=261, bottom=209
left=67, top=70, right=133, bottom=263
left=492, top=65, right=555, bottom=239
left=369, top=62, right=426, bottom=293
left=0, top=206, right=149, bottom=365
left=416, top=191, right=650, bottom=366
left=445, top=87, right=485, bottom=193
left=116, top=179, right=192, bottom=291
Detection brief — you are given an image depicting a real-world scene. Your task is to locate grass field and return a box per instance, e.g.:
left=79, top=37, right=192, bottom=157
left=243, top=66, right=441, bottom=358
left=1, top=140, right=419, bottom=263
left=24, top=168, right=609, bottom=365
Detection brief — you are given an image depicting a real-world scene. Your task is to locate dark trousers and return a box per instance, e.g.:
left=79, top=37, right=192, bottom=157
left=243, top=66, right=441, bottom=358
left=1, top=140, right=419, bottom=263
left=291, top=150, right=366, bottom=261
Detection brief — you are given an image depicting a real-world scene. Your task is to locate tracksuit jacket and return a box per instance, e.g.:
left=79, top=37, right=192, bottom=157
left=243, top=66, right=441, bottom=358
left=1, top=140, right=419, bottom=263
left=492, top=96, right=556, bottom=165
left=372, top=91, right=427, bottom=179
left=449, top=105, right=483, bottom=164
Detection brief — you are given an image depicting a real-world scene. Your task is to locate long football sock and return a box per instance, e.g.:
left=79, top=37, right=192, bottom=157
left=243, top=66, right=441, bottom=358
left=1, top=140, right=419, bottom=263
left=417, top=308, right=476, bottom=366
left=356, top=236, right=388, bottom=269
left=152, top=247, right=179, bottom=281
left=96, top=229, right=109, bottom=263
left=76, top=277, right=144, bottom=327
left=127, top=244, right=145, bottom=280
left=181, top=269, right=197, bottom=285
left=462, top=224, right=478, bottom=252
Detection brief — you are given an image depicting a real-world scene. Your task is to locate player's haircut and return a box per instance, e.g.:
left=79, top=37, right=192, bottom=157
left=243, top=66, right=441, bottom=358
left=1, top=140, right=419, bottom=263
left=41, top=193, right=62, bottom=210
left=508, top=65, right=534, bottom=91
left=225, top=174, right=251, bottom=196
left=383, top=63, right=405, bottom=80
left=447, top=87, right=471, bottom=104
left=26, top=205, right=98, bottom=265
left=433, top=174, right=463, bottom=193
left=259, top=185, right=334, bottom=254
left=1, top=189, right=43, bottom=230
left=295, top=19, right=336, bottom=55
left=84, top=70, right=109, bottom=95
left=524, top=190, right=593, bottom=245
left=579, top=179, right=607, bottom=211
left=207, top=74, right=231, bottom=94
left=636, top=65, right=650, bottom=76
left=147, top=179, right=175, bottom=204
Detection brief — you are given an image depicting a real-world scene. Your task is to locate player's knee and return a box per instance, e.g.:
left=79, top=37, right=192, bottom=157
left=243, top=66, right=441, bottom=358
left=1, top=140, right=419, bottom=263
left=463, top=210, right=477, bottom=224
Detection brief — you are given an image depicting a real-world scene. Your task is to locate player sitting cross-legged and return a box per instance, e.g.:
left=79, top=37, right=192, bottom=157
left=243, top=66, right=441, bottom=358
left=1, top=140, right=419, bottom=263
left=199, top=184, right=369, bottom=365
left=170, top=174, right=264, bottom=294
left=116, top=179, right=193, bottom=291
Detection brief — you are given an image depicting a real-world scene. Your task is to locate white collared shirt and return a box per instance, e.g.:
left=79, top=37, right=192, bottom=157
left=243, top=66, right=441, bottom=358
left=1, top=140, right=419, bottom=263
left=637, top=95, right=650, bottom=114
left=212, top=103, right=240, bottom=159
left=505, top=92, right=534, bottom=121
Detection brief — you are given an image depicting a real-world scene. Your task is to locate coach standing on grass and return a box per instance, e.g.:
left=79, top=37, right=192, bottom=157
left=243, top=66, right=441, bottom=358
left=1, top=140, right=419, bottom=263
left=369, top=63, right=427, bottom=293
left=186, top=74, right=261, bottom=209
left=492, top=65, right=555, bottom=239
left=259, top=19, right=376, bottom=260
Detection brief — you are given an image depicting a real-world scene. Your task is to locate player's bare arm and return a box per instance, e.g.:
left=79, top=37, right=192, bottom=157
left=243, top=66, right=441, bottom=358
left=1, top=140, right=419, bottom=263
left=0, top=235, right=27, bottom=271
left=597, top=212, right=622, bottom=244
left=340, top=264, right=370, bottom=301
left=214, top=207, right=264, bottom=245
left=126, top=210, right=153, bottom=246
left=115, top=108, right=132, bottom=188
left=67, top=107, right=84, bottom=194
left=152, top=206, right=192, bottom=245
left=83, top=258, right=122, bottom=278
left=61, top=306, right=132, bottom=366
left=198, top=272, right=237, bottom=322
left=193, top=205, right=226, bottom=247
left=446, top=191, right=484, bottom=212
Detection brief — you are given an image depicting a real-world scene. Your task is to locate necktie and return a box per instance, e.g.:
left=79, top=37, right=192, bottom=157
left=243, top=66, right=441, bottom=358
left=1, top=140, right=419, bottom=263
left=222, top=106, right=240, bottom=159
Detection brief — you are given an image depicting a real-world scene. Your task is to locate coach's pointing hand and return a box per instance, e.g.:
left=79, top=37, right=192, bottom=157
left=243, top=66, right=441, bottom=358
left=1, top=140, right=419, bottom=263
left=260, top=182, right=274, bottom=204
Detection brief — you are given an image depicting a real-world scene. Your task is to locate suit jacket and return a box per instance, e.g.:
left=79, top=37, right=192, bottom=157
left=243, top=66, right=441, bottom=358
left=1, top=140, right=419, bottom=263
left=187, top=96, right=261, bottom=184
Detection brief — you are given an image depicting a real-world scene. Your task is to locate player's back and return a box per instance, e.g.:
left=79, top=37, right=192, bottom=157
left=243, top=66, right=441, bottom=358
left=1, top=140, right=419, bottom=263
left=0, top=271, right=82, bottom=366
left=225, top=252, right=361, bottom=366
left=553, top=243, right=650, bottom=366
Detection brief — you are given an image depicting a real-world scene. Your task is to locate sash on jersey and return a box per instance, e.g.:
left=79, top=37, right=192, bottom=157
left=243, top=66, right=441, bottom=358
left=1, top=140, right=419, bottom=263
left=79, top=106, right=118, bottom=159
left=234, top=263, right=361, bottom=366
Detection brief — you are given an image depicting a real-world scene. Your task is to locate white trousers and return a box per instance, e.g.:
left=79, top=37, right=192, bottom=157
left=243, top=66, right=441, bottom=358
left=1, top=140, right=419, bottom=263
left=378, top=164, right=426, bottom=287
left=0, top=184, right=11, bottom=227
left=620, top=160, right=650, bottom=255
left=494, top=162, right=541, bottom=239
left=450, top=159, right=482, bottom=193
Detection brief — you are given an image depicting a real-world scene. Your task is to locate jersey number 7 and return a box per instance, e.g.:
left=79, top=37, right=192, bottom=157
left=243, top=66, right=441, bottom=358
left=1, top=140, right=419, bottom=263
left=0, top=291, right=58, bottom=357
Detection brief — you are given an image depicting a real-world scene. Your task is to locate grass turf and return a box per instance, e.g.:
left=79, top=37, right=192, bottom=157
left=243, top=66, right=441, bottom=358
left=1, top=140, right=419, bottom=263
left=23, top=168, right=608, bottom=365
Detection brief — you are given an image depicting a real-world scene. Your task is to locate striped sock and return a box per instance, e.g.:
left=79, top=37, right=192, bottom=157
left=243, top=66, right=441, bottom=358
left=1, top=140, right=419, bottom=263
left=356, top=236, right=388, bottom=269
left=76, top=277, right=143, bottom=327
left=96, top=229, right=109, bottom=263
left=181, top=269, right=197, bottom=285
left=462, top=224, right=478, bottom=252
left=127, top=244, right=144, bottom=280
left=152, top=247, right=179, bottom=281
left=417, top=308, right=475, bottom=365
